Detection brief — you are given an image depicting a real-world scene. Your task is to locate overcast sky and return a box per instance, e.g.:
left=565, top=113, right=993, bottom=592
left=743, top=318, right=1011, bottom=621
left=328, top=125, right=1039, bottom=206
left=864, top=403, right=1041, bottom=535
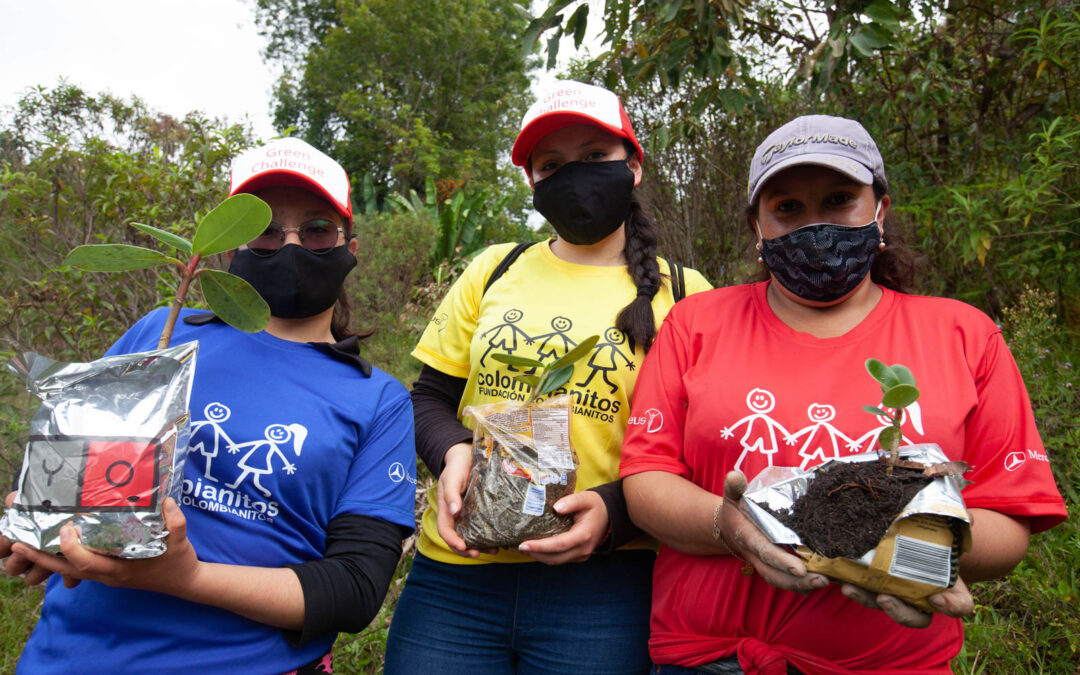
left=1, top=0, right=593, bottom=144
left=1, top=0, right=279, bottom=138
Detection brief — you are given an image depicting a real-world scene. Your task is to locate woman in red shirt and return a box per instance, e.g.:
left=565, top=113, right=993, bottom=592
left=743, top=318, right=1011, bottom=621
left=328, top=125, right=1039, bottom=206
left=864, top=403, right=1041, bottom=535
left=620, top=115, right=1067, bottom=674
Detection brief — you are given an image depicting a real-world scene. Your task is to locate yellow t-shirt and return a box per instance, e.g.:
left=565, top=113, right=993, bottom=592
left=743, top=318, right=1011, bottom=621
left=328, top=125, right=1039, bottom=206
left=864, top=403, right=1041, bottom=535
left=413, top=240, right=712, bottom=564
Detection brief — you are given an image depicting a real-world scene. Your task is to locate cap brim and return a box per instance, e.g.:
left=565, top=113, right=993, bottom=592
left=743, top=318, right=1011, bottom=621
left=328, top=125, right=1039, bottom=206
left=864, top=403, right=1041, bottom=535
left=511, top=111, right=634, bottom=167
left=749, top=153, right=874, bottom=205
left=231, top=171, right=352, bottom=223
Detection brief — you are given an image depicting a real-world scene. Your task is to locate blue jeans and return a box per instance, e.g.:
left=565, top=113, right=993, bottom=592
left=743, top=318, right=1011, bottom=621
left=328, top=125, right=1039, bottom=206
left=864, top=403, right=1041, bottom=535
left=385, top=550, right=654, bottom=674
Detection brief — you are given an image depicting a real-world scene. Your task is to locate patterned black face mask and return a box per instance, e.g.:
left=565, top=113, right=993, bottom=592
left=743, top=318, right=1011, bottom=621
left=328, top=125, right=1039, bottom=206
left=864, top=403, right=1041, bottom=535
left=759, top=221, right=881, bottom=303
left=228, top=244, right=356, bottom=319
left=532, top=160, right=635, bottom=245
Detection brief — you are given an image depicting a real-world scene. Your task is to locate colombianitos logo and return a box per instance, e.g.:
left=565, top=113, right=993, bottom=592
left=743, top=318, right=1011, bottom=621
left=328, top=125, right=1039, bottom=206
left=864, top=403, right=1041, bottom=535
left=628, top=408, right=664, bottom=433
left=1004, top=448, right=1050, bottom=472
left=182, top=403, right=308, bottom=522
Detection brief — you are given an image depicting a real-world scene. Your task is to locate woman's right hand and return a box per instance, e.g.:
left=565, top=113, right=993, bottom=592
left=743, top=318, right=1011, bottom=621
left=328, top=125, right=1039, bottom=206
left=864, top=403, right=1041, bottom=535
left=719, top=471, right=829, bottom=595
left=1, top=491, right=55, bottom=586
left=435, top=442, right=486, bottom=558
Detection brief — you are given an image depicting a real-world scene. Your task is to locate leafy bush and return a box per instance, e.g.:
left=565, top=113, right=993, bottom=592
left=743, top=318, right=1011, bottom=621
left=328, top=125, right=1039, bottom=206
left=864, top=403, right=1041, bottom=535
left=955, top=286, right=1080, bottom=672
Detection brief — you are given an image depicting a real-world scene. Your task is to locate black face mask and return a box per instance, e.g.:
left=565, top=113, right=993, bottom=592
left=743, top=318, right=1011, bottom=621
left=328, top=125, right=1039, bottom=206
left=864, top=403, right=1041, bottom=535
left=759, top=221, right=881, bottom=303
left=532, top=160, right=635, bottom=245
left=228, top=245, right=356, bottom=319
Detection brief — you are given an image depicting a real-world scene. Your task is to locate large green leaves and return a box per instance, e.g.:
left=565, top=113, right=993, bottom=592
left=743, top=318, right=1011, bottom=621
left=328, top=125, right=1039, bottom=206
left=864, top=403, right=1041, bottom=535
left=537, top=365, right=575, bottom=396
left=65, top=244, right=176, bottom=271
left=878, top=426, right=902, bottom=452
left=192, top=194, right=272, bottom=256
left=548, top=334, right=600, bottom=372
left=198, top=269, right=271, bottom=333
left=863, top=359, right=920, bottom=456
left=881, top=384, right=920, bottom=409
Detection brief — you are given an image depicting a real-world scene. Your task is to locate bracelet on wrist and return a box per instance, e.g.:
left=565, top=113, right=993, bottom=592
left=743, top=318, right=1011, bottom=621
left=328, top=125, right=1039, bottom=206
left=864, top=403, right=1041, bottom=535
left=712, top=500, right=754, bottom=576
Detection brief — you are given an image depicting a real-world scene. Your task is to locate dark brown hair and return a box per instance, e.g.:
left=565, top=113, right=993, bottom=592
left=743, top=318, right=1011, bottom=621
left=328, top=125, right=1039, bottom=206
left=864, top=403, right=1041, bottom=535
left=616, top=190, right=664, bottom=352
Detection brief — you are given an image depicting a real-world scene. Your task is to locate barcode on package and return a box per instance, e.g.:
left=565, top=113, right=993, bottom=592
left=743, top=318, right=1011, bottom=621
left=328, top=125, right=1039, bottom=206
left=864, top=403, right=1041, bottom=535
left=530, top=408, right=574, bottom=470
left=522, top=483, right=546, bottom=516
left=889, top=535, right=952, bottom=587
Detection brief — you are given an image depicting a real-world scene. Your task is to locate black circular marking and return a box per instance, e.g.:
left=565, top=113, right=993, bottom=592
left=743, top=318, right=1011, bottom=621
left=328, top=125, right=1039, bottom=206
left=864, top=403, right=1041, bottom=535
left=105, top=460, right=135, bottom=488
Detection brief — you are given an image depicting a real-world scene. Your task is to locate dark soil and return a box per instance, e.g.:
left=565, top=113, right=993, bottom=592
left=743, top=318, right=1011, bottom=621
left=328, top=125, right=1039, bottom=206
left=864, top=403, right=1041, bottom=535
left=775, top=460, right=932, bottom=559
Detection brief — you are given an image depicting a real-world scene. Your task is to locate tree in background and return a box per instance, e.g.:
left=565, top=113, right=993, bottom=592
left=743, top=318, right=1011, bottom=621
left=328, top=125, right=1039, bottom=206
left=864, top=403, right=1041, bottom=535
left=0, top=84, right=252, bottom=361
left=533, top=1, right=1079, bottom=325
left=254, top=0, right=536, bottom=208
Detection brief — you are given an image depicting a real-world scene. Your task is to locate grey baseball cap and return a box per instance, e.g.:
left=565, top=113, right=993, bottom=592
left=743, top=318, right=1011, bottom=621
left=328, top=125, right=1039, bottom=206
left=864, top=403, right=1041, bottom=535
left=746, top=115, right=888, bottom=205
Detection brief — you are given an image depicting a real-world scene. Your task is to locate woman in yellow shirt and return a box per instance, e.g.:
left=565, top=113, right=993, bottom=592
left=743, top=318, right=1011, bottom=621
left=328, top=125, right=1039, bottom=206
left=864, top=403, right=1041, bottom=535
left=385, top=80, right=711, bottom=674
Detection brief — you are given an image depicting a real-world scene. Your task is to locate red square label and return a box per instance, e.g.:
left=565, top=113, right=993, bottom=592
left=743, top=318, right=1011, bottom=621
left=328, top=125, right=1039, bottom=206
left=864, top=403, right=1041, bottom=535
left=80, top=441, right=159, bottom=508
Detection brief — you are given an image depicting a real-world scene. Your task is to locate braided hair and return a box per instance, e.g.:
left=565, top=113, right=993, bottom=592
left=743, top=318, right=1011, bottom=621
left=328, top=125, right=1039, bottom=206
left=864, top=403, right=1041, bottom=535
left=616, top=189, right=663, bottom=353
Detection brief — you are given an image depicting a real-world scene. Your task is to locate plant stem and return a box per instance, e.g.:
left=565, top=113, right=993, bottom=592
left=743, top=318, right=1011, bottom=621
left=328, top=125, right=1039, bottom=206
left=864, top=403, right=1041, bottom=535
left=886, top=416, right=901, bottom=476
left=157, top=253, right=201, bottom=350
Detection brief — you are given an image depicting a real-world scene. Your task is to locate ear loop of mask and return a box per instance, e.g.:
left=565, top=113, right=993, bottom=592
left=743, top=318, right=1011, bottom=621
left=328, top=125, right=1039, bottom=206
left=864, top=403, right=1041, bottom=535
left=873, top=200, right=885, bottom=249
left=753, top=216, right=764, bottom=263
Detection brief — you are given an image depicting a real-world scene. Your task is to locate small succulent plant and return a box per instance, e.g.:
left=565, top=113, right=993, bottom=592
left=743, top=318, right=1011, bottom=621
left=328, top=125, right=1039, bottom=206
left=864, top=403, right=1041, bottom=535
left=862, top=358, right=921, bottom=474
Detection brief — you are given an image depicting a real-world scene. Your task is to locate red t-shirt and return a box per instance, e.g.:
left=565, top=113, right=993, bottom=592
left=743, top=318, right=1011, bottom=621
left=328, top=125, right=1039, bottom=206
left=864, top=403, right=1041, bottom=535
left=620, top=282, right=1067, bottom=675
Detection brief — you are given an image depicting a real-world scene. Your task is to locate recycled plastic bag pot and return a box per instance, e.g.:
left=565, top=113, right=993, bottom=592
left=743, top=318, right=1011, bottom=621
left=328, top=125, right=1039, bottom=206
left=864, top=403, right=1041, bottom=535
left=0, top=342, right=198, bottom=558
left=741, top=444, right=971, bottom=612
left=456, top=394, right=578, bottom=549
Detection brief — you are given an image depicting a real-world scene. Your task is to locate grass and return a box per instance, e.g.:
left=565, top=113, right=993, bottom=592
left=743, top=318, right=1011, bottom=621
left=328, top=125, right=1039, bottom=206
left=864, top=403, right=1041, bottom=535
left=0, top=570, right=43, bottom=673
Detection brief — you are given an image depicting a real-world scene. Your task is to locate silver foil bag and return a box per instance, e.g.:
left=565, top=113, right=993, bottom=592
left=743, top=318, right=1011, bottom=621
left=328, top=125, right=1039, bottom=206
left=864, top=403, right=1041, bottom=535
left=1, top=341, right=197, bottom=558
left=740, top=444, right=972, bottom=610
left=741, top=443, right=970, bottom=550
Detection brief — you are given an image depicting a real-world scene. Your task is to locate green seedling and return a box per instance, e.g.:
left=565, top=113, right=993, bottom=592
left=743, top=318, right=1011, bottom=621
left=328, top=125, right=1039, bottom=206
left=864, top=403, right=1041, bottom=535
left=862, top=358, right=921, bottom=475
left=64, top=194, right=272, bottom=348
left=490, top=335, right=600, bottom=405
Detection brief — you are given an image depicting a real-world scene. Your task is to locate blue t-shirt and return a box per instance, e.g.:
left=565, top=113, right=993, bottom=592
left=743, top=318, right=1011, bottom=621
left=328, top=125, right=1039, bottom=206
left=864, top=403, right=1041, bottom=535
left=19, top=308, right=417, bottom=674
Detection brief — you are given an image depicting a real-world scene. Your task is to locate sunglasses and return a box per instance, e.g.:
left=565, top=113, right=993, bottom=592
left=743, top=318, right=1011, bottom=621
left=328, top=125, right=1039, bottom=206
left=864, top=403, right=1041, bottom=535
left=247, top=219, right=346, bottom=257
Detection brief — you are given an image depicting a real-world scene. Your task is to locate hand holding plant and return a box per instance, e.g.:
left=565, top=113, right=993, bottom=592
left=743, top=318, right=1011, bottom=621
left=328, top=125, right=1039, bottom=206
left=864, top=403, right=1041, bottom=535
left=455, top=336, right=600, bottom=549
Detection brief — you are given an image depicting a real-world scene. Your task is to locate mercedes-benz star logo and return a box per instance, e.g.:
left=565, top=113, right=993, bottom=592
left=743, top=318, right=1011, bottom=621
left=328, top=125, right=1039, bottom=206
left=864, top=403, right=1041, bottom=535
left=1003, top=451, right=1026, bottom=472
left=388, top=462, right=406, bottom=483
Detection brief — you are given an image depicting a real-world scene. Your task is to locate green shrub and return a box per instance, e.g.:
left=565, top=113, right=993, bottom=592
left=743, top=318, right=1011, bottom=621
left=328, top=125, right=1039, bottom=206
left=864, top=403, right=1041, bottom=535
left=955, top=286, right=1080, bottom=672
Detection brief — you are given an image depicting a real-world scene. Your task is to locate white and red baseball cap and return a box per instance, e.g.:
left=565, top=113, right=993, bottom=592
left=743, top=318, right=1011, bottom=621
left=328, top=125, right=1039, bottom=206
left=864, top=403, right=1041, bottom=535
left=230, top=137, right=352, bottom=223
left=511, top=80, right=643, bottom=169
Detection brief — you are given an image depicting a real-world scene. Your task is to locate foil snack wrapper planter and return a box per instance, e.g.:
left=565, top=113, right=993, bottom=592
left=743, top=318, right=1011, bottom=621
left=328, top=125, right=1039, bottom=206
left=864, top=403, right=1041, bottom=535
left=741, top=444, right=972, bottom=611
left=1, top=342, right=197, bottom=558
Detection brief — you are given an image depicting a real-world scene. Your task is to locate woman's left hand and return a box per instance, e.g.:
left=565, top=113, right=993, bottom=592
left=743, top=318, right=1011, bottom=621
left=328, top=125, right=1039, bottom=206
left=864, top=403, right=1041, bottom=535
left=10, top=497, right=201, bottom=595
left=517, top=490, right=609, bottom=565
left=840, top=578, right=975, bottom=629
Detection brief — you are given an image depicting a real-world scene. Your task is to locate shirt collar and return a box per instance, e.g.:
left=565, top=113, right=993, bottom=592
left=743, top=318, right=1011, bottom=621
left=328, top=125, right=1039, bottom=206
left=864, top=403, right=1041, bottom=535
left=183, top=313, right=372, bottom=377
